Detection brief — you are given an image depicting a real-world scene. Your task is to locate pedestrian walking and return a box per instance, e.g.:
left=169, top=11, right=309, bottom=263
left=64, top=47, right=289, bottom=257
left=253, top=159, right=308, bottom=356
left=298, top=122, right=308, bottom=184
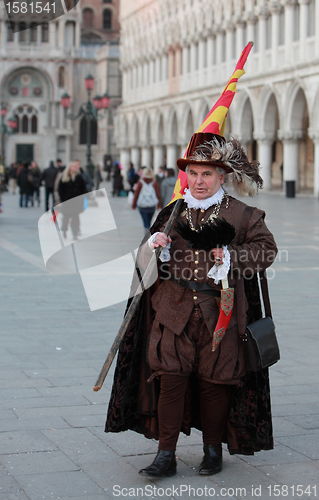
left=160, top=168, right=177, bottom=207
left=30, top=161, right=41, bottom=207
left=112, top=163, right=124, bottom=197
left=9, top=163, right=18, bottom=194
left=132, top=167, right=161, bottom=229
left=58, top=161, right=87, bottom=240
left=95, top=162, right=103, bottom=190
left=17, top=162, right=33, bottom=208
left=41, top=160, right=58, bottom=212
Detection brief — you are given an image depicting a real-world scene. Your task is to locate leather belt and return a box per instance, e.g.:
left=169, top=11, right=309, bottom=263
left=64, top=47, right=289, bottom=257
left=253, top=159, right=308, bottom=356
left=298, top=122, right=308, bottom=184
left=169, top=276, right=221, bottom=297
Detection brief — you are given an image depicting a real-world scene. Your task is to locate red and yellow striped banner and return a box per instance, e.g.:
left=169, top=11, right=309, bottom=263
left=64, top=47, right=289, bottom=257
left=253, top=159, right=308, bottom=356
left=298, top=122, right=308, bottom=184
left=170, top=42, right=253, bottom=203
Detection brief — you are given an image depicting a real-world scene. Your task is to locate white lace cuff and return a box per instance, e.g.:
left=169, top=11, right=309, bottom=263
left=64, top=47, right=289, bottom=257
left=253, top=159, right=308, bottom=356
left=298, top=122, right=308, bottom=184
left=148, top=232, right=159, bottom=251
left=207, top=246, right=231, bottom=284
left=148, top=233, right=171, bottom=262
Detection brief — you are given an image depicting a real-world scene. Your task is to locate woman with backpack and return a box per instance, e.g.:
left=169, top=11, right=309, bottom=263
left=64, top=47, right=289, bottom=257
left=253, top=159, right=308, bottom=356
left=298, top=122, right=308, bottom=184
left=132, top=167, right=161, bottom=229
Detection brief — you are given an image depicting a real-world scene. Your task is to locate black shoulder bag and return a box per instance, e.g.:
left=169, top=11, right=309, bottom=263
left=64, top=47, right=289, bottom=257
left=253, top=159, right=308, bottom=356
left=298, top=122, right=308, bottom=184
left=240, top=207, right=280, bottom=372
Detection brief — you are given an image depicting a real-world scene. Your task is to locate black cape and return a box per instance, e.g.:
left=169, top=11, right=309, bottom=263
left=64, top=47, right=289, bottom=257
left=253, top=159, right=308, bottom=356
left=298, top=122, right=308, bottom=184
left=105, top=202, right=274, bottom=455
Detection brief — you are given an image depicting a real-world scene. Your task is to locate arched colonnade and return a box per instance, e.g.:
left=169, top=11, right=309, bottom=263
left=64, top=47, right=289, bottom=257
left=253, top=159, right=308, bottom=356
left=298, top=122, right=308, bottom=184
left=117, top=81, right=319, bottom=195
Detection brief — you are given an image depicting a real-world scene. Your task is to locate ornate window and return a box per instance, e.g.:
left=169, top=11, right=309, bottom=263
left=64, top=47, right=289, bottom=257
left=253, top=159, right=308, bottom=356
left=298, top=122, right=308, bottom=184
left=79, top=116, right=97, bottom=145
left=7, top=22, right=14, bottom=42
left=58, top=67, right=65, bottom=88
left=42, top=23, right=49, bottom=42
left=19, top=23, right=26, bottom=42
left=13, top=105, right=38, bottom=134
left=30, top=22, right=38, bottom=42
left=103, top=9, right=112, bottom=30
left=83, top=8, right=94, bottom=28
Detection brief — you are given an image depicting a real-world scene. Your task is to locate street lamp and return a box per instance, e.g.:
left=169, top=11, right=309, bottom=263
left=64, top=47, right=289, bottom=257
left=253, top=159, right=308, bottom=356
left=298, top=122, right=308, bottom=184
left=0, top=104, right=18, bottom=163
left=61, top=75, right=110, bottom=179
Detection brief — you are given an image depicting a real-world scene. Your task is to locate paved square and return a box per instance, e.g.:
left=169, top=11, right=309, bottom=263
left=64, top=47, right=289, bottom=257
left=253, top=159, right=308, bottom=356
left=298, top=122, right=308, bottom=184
left=1, top=183, right=319, bottom=499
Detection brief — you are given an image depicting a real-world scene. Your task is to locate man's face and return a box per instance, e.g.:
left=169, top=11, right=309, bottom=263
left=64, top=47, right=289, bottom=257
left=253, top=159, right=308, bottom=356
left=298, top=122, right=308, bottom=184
left=187, top=164, right=225, bottom=200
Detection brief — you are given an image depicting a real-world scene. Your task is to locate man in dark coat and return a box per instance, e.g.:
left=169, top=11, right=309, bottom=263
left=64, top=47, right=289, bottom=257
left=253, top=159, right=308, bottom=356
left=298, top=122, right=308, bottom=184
left=105, top=133, right=278, bottom=478
left=17, top=162, right=33, bottom=208
left=41, top=161, right=58, bottom=212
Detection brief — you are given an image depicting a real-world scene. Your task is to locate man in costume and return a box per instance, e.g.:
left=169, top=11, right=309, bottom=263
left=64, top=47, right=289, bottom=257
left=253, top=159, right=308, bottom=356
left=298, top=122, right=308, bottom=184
left=105, top=43, right=277, bottom=478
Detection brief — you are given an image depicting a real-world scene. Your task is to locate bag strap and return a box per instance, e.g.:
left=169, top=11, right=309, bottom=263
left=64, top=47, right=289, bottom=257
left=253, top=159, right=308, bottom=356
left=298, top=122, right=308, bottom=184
left=238, top=206, right=272, bottom=320
left=259, top=270, right=272, bottom=319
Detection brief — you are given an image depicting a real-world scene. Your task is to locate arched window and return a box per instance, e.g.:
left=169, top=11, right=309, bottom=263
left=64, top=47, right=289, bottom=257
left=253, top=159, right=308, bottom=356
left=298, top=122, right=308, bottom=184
left=103, top=9, right=112, bottom=30
left=58, top=67, right=65, bottom=87
left=31, top=116, right=37, bottom=133
left=83, top=8, right=94, bottom=28
left=42, top=23, right=49, bottom=42
left=30, top=22, right=38, bottom=42
left=22, top=115, right=28, bottom=133
left=13, top=105, right=38, bottom=134
left=7, top=22, right=14, bottom=42
left=79, top=116, right=98, bottom=145
left=19, top=23, right=26, bottom=42
left=103, top=0, right=112, bottom=2
left=13, top=116, right=19, bottom=133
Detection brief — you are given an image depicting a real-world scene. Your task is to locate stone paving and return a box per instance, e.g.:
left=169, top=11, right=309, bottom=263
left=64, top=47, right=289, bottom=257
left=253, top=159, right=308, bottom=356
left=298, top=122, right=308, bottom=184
left=0, top=181, right=319, bottom=500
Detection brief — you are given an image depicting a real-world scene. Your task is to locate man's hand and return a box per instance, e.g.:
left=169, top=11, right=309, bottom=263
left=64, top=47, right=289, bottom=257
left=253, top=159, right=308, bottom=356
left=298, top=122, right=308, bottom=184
left=211, top=247, right=225, bottom=265
left=150, top=233, right=172, bottom=250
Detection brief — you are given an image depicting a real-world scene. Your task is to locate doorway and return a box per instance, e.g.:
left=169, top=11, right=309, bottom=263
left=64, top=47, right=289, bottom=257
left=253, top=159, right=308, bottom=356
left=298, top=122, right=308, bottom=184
left=16, top=144, right=34, bottom=163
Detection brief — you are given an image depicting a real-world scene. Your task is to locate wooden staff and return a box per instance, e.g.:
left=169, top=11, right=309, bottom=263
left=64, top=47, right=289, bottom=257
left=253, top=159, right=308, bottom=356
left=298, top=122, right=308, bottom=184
left=93, top=198, right=183, bottom=392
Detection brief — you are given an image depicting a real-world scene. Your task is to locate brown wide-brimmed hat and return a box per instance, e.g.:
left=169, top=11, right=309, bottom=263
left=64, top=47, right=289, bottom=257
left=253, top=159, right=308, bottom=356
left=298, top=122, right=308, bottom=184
left=177, top=132, right=229, bottom=171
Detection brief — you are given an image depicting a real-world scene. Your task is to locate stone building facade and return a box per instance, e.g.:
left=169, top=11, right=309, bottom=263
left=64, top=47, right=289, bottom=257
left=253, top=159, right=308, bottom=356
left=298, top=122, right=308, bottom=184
left=0, top=0, right=121, bottom=169
left=81, top=0, right=120, bottom=44
left=117, top=0, right=319, bottom=195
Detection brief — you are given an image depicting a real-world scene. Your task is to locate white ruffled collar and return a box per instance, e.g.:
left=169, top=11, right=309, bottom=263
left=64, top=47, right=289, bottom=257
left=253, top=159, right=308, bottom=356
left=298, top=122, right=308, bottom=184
left=183, top=187, right=225, bottom=210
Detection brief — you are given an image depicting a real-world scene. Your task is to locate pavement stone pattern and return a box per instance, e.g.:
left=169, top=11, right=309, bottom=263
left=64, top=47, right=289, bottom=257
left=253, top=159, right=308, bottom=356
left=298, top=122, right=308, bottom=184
left=0, top=182, right=319, bottom=500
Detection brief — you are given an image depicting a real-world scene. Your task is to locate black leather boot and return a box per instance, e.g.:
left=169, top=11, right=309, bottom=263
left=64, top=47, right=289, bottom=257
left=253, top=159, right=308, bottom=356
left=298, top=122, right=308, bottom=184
left=199, top=444, right=222, bottom=475
left=139, top=450, right=176, bottom=477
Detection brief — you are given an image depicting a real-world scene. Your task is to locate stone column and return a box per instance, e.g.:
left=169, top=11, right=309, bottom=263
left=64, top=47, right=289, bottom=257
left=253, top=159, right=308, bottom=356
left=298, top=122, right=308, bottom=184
left=37, top=25, right=41, bottom=46
left=131, top=147, right=140, bottom=169
left=190, top=41, right=196, bottom=72
left=226, top=24, right=233, bottom=64
left=65, top=136, right=71, bottom=165
left=75, top=20, right=81, bottom=49
left=182, top=43, right=190, bottom=74
left=141, top=147, right=151, bottom=168
left=198, top=37, right=206, bottom=70
left=236, top=22, right=244, bottom=56
left=285, top=1, right=294, bottom=64
left=206, top=33, right=215, bottom=67
left=299, top=0, right=309, bottom=61
left=153, top=145, right=164, bottom=171
left=13, top=29, right=19, bottom=47
left=120, top=149, right=131, bottom=173
left=58, top=19, right=65, bottom=48
left=308, top=130, right=319, bottom=195
left=256, top=135, right=274, bottom=190
left=271, top=4, right=280, bottom=69
left=258, top=9, right=267, bottom=71
left=166, top=144, right=177, bottom=170
left=215, top=29, right=223, bottom=67
left=246, top=15, right=255, bottom=43
left=49, top=21, right=56, bottom=47
left=279, top=131, right=303, bottom=196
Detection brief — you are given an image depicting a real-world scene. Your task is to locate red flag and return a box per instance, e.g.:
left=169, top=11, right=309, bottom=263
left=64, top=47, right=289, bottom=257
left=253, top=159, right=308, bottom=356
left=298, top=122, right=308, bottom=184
left=170, top=42, right=254, bottom=204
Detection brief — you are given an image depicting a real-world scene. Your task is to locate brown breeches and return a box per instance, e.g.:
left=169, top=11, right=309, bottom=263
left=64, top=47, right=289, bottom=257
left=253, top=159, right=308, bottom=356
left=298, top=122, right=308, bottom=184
left=158, top=374, right=231, bottom=451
